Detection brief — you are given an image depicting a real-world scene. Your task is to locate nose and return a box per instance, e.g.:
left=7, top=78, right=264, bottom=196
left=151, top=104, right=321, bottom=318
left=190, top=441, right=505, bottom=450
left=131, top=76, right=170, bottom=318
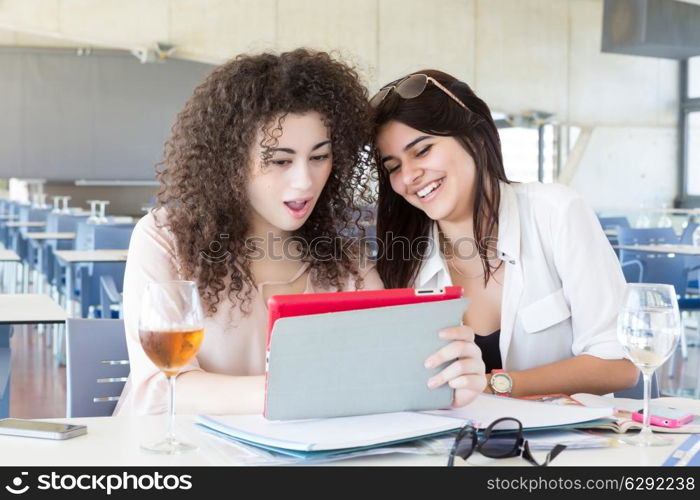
left=401, top=160, right=424, bottom=188
left=289, top=159, right=314, bottom=191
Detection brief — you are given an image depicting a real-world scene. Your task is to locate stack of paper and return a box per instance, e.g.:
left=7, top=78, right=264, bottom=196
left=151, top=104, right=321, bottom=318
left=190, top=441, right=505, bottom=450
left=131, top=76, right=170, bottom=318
left=196, top=411, right=463, bottom=459
left=425, top=394, right=615, bottom=430
left=196, top=394, right=615, bottom=461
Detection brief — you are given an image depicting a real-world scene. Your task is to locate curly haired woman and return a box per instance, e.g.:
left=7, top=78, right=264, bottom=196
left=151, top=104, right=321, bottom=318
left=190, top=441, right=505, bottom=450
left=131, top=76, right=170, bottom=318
left=115, top=50, right=485, bottom=416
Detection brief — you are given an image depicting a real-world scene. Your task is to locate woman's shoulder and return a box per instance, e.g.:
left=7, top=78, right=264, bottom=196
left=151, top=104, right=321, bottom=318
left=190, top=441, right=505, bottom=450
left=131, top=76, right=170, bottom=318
left=510, top=182, right=592, bottom=228
left=511, top=181, right=585, bottom=209
left=131, top=207, right=177, bottom=252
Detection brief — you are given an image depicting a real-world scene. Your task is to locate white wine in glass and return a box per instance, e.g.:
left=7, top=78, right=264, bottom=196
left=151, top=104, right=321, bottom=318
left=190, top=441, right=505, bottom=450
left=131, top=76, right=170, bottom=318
left=617, top=283, right=681, bottom=447
left=139, top=280, right=204, bottom=454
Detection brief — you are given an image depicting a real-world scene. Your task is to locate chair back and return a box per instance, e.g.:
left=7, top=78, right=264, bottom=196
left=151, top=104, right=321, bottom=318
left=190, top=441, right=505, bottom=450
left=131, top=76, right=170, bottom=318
left=598, top=216, right=630, bottom=231
left=65, top=319, right=129, bottom=417
left=680, top=222, right=698, bottom=245
left=618, top=227, right=687, bottom=295
left=613, top=373, right=660, bottom=399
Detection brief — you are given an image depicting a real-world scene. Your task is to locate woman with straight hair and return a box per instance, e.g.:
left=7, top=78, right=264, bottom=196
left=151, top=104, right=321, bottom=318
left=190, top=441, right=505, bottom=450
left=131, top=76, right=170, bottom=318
left=369, top=69, right=639, bottom=397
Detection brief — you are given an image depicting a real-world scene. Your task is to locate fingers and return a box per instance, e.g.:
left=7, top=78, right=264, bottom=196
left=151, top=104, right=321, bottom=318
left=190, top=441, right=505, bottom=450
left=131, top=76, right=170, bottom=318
left=453, top=384, right=486, bottom=408
left=438, top=325, right=475, bottom=342
left=424, top=338, right=481, bottom=370
left=428, top=354, right=485, bottom=389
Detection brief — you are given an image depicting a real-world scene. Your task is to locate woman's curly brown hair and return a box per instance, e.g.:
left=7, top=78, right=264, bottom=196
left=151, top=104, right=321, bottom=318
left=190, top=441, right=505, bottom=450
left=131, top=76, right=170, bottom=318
left=155, top=48, right=374, bottom=315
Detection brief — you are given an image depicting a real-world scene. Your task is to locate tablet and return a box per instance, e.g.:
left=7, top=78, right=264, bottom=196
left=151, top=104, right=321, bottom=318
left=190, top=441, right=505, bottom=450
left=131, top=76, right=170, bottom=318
left=264, top=287, right=468, bottom=420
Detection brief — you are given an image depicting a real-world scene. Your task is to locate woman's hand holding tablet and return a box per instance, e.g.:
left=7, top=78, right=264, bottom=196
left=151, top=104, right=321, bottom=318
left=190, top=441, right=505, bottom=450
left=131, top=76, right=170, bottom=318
left=424, top=324, right=487, bottom=408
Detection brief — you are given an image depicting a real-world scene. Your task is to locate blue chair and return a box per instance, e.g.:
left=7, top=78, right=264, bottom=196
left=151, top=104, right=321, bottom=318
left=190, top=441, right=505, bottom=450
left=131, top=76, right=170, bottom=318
left=614, top=373, right=659, bottom=399
left=680, top=222, right=700, bottom=293
left=598, top=216, right=630, bottom=257
left=0, top=325, right=11, bottom=418
left=42, top=214, right=88, bottom=290
left=598, top=216, right=630, bottom=231
left=65, top=318, right=129, bottom=417
left=620, top=259, right=644, bottom=283
left=618, top=227, right=700, bottom=376
left=76, top=224, right=133, bottom=318
left=100, top=276, right=123, bottom=319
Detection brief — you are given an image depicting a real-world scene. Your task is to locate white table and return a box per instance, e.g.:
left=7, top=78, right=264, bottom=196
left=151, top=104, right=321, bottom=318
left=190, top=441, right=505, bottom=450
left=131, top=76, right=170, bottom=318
left=26, top=232, right=76, bottom=241
left=1, top=397, right=698, bottom=466
left=53, top=250, right=128, bottom=263
left=0, top=250, right=20, bottom=262
left=0, top=294, right=67, bottom=325
left=616, top=244, right=700, bottom=256
left=5, top=222, right=46, bottom=229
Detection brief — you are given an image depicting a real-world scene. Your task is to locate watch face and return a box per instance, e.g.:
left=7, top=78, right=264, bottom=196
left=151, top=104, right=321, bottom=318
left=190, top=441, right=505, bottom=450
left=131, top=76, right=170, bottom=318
left=491, top=374, right=512, bottom=393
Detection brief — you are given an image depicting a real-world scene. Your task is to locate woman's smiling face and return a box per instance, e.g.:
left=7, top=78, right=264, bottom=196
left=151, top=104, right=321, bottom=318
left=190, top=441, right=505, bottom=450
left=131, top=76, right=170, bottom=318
left=376, top=120, right=477, bottom=223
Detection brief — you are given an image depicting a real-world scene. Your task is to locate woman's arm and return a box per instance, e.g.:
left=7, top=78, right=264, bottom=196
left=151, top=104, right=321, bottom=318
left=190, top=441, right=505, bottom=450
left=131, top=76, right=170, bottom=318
left=519, top=186, right=638, bottom=397
left=118, top=211, right=265, bottom=416
left=485, top=355, right=639, bottom=397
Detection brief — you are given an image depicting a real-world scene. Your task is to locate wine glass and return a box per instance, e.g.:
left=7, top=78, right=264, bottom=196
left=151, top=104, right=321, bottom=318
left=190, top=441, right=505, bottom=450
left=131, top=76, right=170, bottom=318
left=138, top=280, right=204, bottom=454
left=97, top=200, right=110, bottom=224
left=86, top=200, right=100, bottom=224
left=52, top=196, right=62, bottom=213
left=617, top=283, right=681, bottom=446
left=61, top=196, right=72, bottom=215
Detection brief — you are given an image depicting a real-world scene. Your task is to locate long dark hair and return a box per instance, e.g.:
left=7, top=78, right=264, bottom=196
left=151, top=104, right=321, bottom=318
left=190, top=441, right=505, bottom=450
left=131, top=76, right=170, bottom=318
left=370, top=69, right=509, bottom=289
left=156, top=49, right=373, bottom=315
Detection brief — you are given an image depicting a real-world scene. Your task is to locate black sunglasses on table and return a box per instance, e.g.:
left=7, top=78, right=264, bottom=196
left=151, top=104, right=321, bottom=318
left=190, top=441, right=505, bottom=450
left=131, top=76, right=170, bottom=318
left=447, top=417, right=567, bottom=467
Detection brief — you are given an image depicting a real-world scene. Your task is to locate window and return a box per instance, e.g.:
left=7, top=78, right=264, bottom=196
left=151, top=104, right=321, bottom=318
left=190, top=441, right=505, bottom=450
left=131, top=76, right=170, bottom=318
left=687, top=111, right=700, bottom=196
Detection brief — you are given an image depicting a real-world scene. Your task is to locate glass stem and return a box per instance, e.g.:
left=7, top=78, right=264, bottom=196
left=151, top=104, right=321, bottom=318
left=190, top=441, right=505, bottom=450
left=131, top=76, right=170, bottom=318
left=640, top=370, right=652, bottom=437
left=167, top=374, right=176, bottom=443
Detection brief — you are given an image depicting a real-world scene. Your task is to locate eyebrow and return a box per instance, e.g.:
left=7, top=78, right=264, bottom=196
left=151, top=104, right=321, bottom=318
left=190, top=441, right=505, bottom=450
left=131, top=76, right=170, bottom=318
left=267, top=140, right=331, bottom=155
left=380, top=135, right=432, bottom=165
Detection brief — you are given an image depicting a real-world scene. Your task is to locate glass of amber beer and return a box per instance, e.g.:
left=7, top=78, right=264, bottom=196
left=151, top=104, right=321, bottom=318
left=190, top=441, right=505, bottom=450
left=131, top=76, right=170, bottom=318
left=138, top=280, right=204, bottom=454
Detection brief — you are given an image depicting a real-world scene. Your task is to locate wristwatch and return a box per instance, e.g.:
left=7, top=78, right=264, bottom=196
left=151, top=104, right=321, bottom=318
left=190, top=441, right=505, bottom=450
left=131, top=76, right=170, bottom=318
left=489, top=369, right=513, bottom=397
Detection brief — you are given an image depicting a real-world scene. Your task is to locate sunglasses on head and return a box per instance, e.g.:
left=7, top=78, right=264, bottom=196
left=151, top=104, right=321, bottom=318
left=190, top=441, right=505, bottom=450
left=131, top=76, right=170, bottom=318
left=447, top=417, right=567, bottom=467
left=369, top=73, right=470, bottom=110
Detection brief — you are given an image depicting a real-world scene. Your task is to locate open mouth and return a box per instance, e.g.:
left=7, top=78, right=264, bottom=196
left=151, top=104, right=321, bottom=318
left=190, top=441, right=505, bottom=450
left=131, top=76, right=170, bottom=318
left=283, top=199, right=311, bottom=219
left=416, top=177, right=445, bottom=200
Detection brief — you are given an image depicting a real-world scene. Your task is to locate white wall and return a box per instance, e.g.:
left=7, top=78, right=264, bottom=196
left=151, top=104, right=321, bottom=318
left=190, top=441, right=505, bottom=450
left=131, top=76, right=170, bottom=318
left=0, top=0, right=684, bottom=207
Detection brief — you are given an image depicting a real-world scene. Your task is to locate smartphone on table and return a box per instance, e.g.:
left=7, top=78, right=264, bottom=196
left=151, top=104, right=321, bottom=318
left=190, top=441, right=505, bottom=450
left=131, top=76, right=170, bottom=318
left=631, top=406, right=694, bottom=428
left=0, top=418, right=87, bottom=440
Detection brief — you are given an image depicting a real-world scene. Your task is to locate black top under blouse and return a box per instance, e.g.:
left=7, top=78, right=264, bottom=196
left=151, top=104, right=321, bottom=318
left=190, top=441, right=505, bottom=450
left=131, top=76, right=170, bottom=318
left=474, top=330, right=502, bottom=373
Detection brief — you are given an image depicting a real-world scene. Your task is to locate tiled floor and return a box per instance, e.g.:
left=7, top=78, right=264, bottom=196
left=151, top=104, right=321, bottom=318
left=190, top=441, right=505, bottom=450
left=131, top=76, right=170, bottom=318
left=9, top=325, right=67, bottom=418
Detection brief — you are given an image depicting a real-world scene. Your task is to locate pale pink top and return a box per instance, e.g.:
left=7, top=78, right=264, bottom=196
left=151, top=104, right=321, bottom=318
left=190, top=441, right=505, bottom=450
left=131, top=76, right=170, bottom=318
left=114, top=209, right=384, bottom=416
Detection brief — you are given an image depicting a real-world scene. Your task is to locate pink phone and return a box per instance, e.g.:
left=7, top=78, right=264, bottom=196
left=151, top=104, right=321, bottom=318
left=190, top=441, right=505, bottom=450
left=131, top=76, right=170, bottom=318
left=631, top=406, right=694, bottom=428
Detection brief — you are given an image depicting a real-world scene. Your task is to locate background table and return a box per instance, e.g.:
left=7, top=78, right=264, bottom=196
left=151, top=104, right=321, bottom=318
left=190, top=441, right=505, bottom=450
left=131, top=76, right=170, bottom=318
left=53, top=250, right=128, bottom=263
left=0, top=294, right=68, bottom=325
left=53, top=250, right=128, bottom=317
left=26, top=232, right=76, bottom=241
left=5, top=222, right=46, bottom=229
left=616, top=244, right=700, bottom=256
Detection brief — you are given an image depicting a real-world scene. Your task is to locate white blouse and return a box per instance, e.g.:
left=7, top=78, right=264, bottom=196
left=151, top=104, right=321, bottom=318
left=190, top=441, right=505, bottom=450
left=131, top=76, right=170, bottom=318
left=413, top=181, right=627, bottom=371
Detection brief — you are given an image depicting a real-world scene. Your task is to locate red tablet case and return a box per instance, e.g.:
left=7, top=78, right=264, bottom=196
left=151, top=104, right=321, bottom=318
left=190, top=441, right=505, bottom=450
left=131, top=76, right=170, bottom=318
left=266, top=286, right=464, bottom=347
